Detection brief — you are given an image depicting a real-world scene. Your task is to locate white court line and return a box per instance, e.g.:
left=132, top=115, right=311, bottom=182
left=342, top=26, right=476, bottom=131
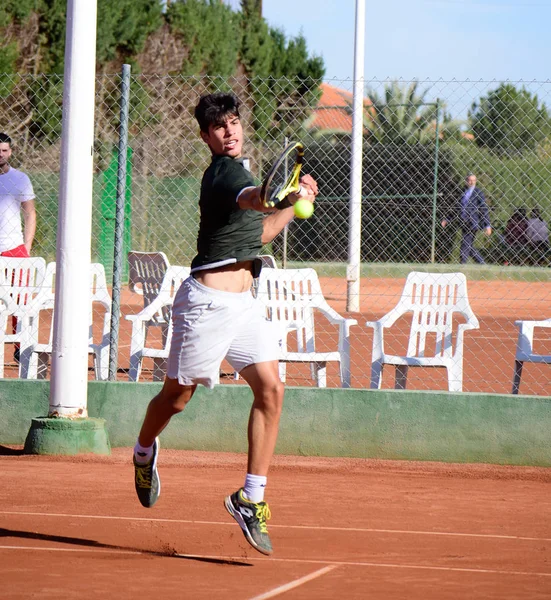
left=0, top=545, right=141, bottom=556
left=248, top=565, right=338, bottom=600
left=1, top=510, right=550, bottom=542
left=1, top=544, right=550, bottom=579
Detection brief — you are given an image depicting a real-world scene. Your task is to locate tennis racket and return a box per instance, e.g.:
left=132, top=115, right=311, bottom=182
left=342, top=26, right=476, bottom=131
left=259, top=141, right=304, bottom=208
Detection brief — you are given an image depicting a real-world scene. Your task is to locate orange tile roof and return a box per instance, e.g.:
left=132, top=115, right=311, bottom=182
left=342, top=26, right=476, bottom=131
left=307, top=83, right=374, bottom=133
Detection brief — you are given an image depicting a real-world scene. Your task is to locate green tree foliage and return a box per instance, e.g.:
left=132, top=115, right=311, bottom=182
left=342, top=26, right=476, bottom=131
left=28, top=75, right=64, bottom=144
left=0, top=0, right=36, bottom=23
left=240, top=0, right=272, bottom=77
left=470, top=83, right=551, bottom=155
left=168, top=0, right=240, bottom=77
left=366, top=80, right=439, bottom=145
left=38, top=0, right=66, bottom=73
left=244, top=24, right=324, bottom=140
left=1, top=0, right=324, bottom=146
left=95, top=0, right=163, bottom=64
left=37, top=0, right=164, bottom=73
left=0, top=0, right=38, bottom=93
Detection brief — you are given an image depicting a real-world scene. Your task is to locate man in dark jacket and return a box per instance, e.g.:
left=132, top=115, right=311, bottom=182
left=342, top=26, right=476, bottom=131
left=442, top=173, right=492, bottom=264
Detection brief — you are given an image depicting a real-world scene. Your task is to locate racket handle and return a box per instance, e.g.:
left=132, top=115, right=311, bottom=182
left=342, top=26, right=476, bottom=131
left=274, top=197, right=292, bottom=210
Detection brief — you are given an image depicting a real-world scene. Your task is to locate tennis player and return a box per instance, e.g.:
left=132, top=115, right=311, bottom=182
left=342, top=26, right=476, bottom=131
left=133, top=92, right=318, bottom=556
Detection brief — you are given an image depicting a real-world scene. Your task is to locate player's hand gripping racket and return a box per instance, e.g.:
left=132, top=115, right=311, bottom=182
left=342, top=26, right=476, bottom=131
left=259, top=141, right=304, bottom=209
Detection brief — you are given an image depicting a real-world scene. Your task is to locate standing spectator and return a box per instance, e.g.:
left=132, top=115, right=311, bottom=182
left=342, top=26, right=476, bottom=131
left=0, top=133, right=37, bottom=257
left=526, top=208, right=549, bottom=265
left=504, top=207, right=529, bottom=264
left=0, top=133, right=37, bottom=363
left=442, top=173, right=491, bottom=264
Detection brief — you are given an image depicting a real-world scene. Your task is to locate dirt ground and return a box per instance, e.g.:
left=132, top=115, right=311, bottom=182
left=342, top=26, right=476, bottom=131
left=1, top=448, right=550, bottom=600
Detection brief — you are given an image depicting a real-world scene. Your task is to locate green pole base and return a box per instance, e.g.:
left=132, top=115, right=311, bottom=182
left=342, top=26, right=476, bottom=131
left=24, top=417, right=111, bottom=455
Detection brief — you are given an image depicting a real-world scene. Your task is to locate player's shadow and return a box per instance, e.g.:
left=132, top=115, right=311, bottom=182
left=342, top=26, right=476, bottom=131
left=0, top=527, right=252, bottom=566
left=0, top=445, right=24, bottom=455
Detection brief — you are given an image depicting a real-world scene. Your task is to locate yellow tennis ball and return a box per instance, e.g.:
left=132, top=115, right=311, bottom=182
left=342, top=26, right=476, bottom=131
left=293, top=199, right=314, bottom=219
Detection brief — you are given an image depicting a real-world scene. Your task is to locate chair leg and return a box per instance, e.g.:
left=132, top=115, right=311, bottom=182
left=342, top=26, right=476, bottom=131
left=128, top=353, right=142, bottom=382
left=94, top=346, right=110, bottom=381
left=447, top=363, right=463, bottom=392
left=370, top=360, right=384, bottom=389
left=313, top=362, right=327, bottom=387
left=152, top=357, right=167, bottom=382
left=512, top=360, right=524, bottom=395
left=395, top=365, right=408, bottom=390
left=339, top=354, right=352, bottom=388
left=36, top=352, right=49, bottom=380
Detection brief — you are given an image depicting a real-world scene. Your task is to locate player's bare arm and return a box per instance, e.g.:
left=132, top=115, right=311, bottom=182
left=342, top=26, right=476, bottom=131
left=238, top=174, right=318, bottom=213
left=261, top=176, right=318, bottom=243
left=22, top=199, right=36, bottom=252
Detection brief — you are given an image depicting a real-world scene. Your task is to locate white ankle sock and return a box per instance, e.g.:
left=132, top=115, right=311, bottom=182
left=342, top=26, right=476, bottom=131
left=243, top=473, right=267, bottom=503
left=134, top=440, right=154, bottom=464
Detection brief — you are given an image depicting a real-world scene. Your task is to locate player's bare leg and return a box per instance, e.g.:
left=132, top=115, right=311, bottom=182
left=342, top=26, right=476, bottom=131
left=133, top=377, right=196, bottom=508
left=240, top=360, right=284, bottom=475
left=224, top=360, right=283, bottom=555
left=138, top=377, right=196, bottom=447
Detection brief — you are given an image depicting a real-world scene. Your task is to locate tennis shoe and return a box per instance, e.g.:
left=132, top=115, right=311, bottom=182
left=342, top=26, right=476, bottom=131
left=133, top=438, right=161, bottom=508
left=224, top=488, right=273, bottom=555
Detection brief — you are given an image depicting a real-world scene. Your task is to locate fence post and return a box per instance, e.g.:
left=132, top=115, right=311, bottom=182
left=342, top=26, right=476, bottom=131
left=108, top=63, right=131, bottom=380
left=347, top=0, right=366, bottom=312
left=430, top=99, right=441, bottom=264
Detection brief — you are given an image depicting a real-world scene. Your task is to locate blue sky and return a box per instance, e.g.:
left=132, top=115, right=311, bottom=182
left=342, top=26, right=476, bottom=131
left=226, top=0, right=551, bottom=119
left=260, top=0, right=550, bottom=81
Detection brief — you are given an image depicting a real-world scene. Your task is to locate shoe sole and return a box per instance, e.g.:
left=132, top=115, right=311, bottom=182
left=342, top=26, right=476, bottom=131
left=224, top=495, right=272, bottom=556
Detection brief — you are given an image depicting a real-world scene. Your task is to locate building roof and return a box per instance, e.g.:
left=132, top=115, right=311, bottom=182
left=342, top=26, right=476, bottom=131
left=306, top=82, right=374, bottom=133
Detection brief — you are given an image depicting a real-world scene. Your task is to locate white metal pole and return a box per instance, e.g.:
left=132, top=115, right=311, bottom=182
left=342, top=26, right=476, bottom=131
left=346, top=0, right=366, bottom=312
left=49, top=0, right=98, bottom=418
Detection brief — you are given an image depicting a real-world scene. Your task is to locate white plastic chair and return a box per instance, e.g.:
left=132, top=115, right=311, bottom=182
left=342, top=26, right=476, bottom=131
left=128, top=251, right=170, bottom=324
left=365, top=272, right=479, bottom=392
left=20, top=262, right=112, bottom=380
left=0, top=256, right=48, bottom=377
left=256, top=267, right=357, bottom=388
left=0, top=293, right=24, bottom=378
left=258, top=255, right=277, bottom=269
left=250, top=254, right=277, bottom=300
left=512, top=318, right=551, bottom=394
left=126, top=265, right=190, bottom=382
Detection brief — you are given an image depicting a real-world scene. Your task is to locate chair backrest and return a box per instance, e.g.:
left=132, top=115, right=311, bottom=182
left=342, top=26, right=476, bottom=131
left=0, top=256, right=47, bottom=311
left=128, top=251, right=170, bottom=314
left=257, top=268, right=327, bottom=352
left=157, top=265, right=191, bottom=322
left=43, top=262, right=111, bottom=306
left=394, top=272, right=478, bottom=359
left=41, top=262, right=112, bottom=344
left=259, top=255, right=277, bottom=269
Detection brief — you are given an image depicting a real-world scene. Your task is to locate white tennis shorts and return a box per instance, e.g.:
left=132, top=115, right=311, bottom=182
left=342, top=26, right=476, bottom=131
left=167, top=276, right=282, bottom=388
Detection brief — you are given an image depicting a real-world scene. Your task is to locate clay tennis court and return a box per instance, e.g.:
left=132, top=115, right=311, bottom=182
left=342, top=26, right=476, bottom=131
left=1, top=448, right=550, bottom=599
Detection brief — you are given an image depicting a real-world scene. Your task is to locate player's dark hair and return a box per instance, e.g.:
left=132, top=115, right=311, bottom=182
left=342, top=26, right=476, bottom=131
left=194, top=93, right=241, bottom=133
left=0, top=133, right=12, bottom=146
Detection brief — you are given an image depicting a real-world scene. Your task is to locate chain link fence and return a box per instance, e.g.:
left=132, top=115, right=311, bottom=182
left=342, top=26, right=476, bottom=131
left=0, top=73, right=550, bottom=395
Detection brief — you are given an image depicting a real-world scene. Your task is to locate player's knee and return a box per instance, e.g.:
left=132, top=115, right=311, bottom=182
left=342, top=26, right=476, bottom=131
left=255, top=380, right=284, bottom=416
left=157, top=380, right=194, bottom=413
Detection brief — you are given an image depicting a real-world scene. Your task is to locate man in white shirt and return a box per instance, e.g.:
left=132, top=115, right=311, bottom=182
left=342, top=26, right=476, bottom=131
left=0, top=133, right=37, bottom=363
left=0, top=133, right=36, bottom=257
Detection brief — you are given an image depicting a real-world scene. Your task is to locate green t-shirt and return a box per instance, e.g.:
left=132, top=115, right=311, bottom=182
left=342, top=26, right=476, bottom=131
left=191, top=155, right=263, bottom=272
